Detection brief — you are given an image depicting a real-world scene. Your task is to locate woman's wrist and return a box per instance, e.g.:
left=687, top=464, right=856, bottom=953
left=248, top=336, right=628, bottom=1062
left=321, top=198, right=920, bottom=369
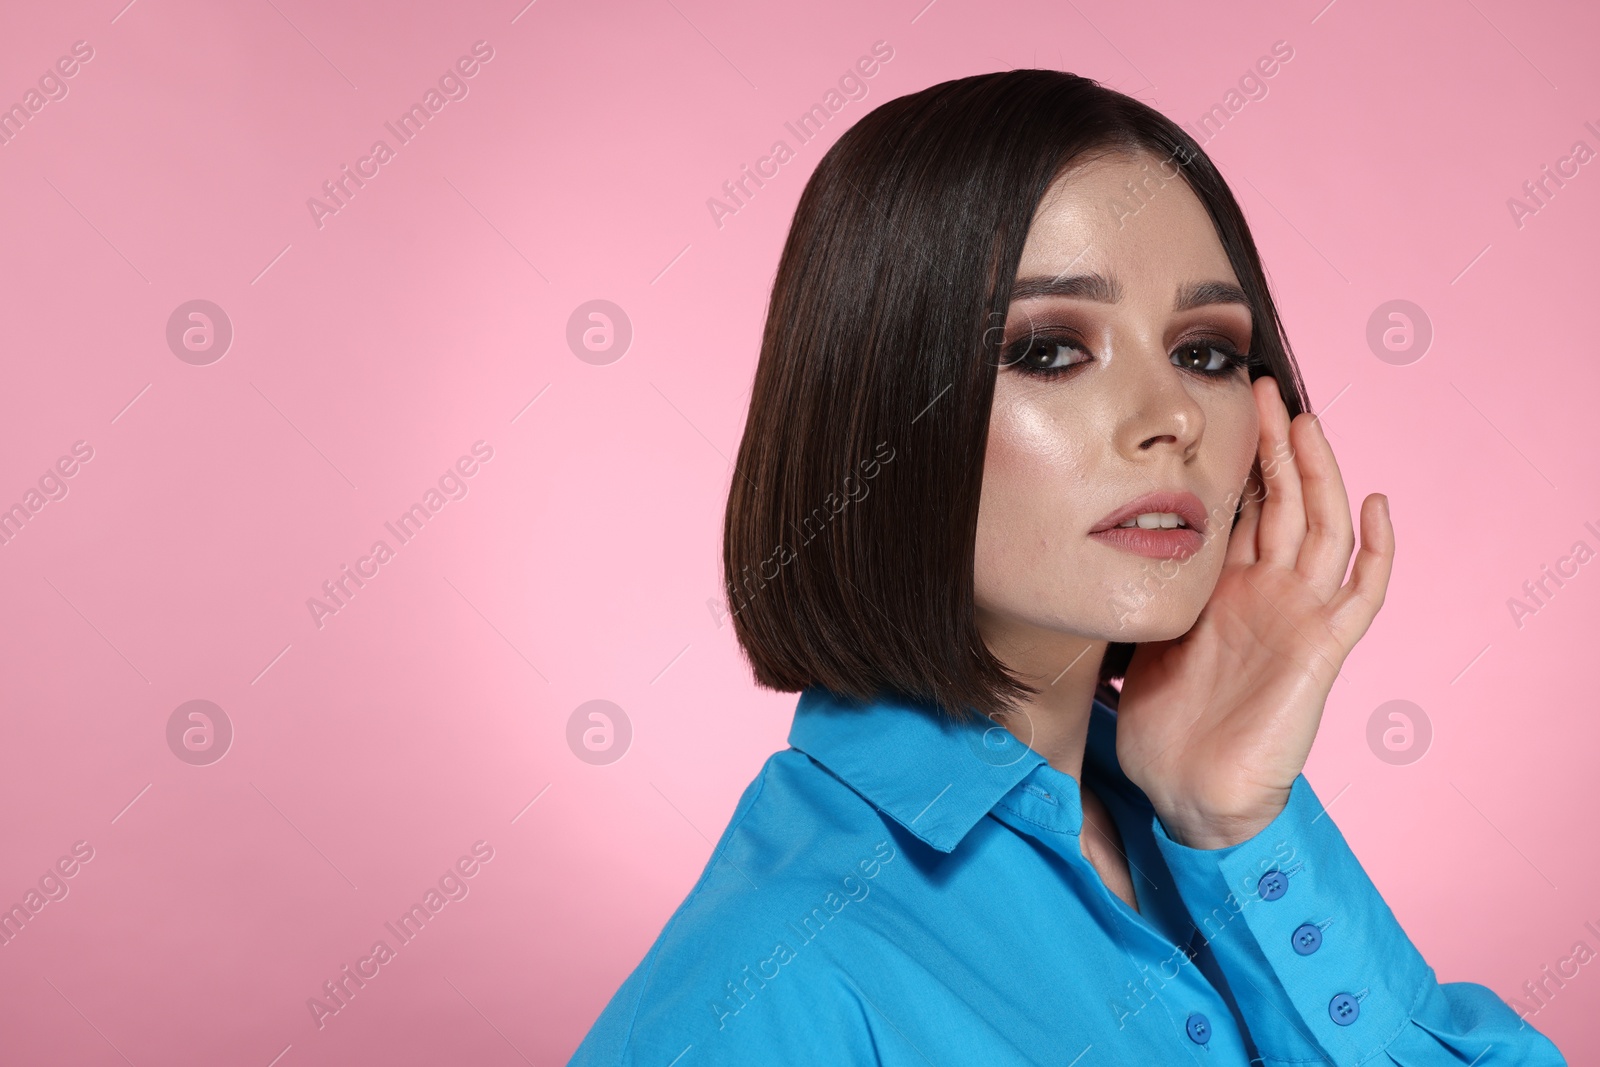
left=1152, top=787, right=1291, bottom=850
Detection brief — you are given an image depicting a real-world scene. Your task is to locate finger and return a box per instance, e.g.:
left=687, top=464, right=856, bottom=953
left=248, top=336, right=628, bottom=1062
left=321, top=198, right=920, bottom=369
left=1292, top=412, right=1357, bottom=602
left=1328, top=494, right=1395, bottom=644
left=1254, top=378, right=1307, bottom=568
left=1224, top=463, right=1264, bottom=567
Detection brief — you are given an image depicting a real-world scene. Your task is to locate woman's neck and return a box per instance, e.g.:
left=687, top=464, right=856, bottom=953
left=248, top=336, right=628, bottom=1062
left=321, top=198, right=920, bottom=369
left=983, top=628, right=1109, bottom=785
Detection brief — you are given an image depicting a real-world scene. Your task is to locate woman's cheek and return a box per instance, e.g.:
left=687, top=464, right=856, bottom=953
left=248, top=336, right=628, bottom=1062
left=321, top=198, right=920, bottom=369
left=976, top=395, right=1081, bottom=591
left=1220, top=395, right=1261, bottom=493
left=995, top=389, right=1081, bottom=469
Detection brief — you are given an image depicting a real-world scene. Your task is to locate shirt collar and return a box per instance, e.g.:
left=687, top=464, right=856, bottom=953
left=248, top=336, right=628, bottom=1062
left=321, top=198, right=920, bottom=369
left=787, top=684, right=1129, bottom=853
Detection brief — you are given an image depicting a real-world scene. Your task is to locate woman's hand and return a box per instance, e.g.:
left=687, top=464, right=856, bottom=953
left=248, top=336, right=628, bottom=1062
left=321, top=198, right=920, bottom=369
left=1115, top=375, right=1395, bottom=850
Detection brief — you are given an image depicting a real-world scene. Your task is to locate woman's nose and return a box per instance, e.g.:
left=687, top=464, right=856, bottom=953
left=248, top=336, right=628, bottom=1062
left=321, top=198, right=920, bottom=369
left=1112, top=345, right=1205, bottom=459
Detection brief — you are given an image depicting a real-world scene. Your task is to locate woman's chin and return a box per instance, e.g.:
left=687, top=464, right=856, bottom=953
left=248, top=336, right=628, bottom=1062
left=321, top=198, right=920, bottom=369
left=1099, top=605, right=1205, bottom=645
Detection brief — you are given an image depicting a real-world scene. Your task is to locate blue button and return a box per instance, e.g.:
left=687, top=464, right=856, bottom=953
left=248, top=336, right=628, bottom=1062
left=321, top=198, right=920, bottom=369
left=1329, top=992, right=1360, bottom=1025
left=1292, top=922, right=1322, bottom=955
left=1184, top=1011, right=1211, bottom=1044
left=1258, top=869, right=1287, bottom=901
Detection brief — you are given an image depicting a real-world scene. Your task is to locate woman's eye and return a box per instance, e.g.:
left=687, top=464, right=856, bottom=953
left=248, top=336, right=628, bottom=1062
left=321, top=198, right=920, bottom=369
left=1008, top=338, right=1087, bottom=374
left=1172, top=340, right=1247, bottom=376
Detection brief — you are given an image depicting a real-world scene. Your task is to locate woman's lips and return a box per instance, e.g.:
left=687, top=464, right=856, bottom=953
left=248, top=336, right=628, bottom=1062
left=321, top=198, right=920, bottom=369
left=1087, top=525, right=1205, bottom=560
left=1090, top=490, right=1209, bottom=535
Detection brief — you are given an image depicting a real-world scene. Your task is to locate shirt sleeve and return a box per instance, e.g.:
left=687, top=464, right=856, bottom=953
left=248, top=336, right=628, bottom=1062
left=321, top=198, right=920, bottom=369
left=1149, top=773, right=1568, bottom=1066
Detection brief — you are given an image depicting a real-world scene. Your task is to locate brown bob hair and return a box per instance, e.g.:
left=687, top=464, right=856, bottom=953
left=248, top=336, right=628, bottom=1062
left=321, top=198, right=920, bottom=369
left=721, top=68, right=1310, bottom=723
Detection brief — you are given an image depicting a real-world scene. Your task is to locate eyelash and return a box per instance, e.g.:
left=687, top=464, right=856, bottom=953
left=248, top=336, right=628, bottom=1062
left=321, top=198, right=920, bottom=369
left=1003, top=332, right=1254, bottom=380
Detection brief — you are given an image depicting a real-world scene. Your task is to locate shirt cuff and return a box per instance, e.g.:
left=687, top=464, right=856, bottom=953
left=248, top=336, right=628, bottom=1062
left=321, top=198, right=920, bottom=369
left=1150, top=772, right=1433, bottom=1063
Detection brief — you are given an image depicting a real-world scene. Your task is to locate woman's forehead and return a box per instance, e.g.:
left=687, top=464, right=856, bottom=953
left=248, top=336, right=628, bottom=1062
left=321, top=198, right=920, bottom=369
left=1018, top=157, right=1236, bottom=290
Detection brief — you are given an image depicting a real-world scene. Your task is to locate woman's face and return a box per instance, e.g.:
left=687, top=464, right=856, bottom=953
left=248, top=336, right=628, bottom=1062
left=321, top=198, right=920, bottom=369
left=974, top=149, right=1262, bottom=666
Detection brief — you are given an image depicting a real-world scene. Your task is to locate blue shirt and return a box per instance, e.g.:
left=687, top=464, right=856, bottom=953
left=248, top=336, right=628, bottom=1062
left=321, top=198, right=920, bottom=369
left=570, top=685, right=1567, bottom=1065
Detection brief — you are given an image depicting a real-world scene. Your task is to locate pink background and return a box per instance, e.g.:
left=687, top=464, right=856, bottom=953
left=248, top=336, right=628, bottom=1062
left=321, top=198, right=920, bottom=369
left=0, top=0, right=1595, bottom=1062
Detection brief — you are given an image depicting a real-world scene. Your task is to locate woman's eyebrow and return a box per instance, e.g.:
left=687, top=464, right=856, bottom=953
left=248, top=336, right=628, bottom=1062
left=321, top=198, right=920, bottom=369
left=1009, top=273, right=1251, bottom=312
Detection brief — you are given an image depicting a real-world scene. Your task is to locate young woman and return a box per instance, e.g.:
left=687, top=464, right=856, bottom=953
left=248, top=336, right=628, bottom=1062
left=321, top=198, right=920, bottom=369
left=569, top=70, right=1567, bottom=1065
